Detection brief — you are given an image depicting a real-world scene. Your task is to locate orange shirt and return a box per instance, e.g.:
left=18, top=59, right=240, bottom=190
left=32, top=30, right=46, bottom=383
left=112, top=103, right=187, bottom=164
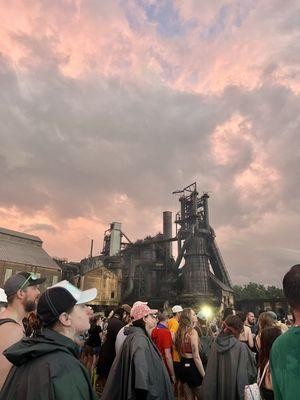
left=167, top=317, right=180, bottom=362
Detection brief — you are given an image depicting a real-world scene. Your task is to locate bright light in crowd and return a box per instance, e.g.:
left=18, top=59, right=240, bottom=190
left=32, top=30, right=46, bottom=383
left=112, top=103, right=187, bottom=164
left=201, top=305, right=213, bottom=319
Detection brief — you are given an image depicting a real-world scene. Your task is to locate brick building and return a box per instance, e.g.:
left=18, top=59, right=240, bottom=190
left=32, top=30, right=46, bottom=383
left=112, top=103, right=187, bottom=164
left=0, top=227, right=61, bottom=290
left=58, top=256, right=122, bottom=307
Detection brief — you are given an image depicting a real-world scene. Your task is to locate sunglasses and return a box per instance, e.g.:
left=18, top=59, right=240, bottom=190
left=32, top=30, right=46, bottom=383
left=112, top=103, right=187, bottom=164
left=19, top=273, right=39, bottom=291
left=146, top=314, right=157, bottom=319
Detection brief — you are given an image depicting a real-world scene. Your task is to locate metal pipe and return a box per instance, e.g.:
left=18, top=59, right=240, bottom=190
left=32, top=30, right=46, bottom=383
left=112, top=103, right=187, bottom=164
left=163, top=211, right=172, bottom=258
left=90, top=239, right=94, bottom=258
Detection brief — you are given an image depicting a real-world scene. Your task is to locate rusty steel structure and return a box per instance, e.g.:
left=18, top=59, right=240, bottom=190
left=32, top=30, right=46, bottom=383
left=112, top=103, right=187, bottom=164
left=101, top=183, right=233, bottom=308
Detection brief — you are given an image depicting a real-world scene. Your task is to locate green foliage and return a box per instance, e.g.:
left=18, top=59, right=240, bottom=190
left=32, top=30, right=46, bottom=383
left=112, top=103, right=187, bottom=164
left=233, top=282, right=283, bottom=300
left=265, top=285, right=283, bottom=298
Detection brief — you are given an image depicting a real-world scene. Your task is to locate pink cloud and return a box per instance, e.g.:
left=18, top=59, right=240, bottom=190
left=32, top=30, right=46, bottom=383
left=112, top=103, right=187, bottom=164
left=0, top=0, right=299, bottom=283
left=211, top=113, right=252, bottom=165
left=234, top=161, right=281, bottom=208
left=1, top=0, right=299, bottom=94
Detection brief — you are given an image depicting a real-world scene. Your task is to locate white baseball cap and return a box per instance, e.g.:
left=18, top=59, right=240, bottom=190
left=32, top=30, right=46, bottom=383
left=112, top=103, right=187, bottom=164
left=0, top=288, right=7, bottom=303
left=172, top=305, right=183, bottom=313
left=51, top=280, right=97, bottom=304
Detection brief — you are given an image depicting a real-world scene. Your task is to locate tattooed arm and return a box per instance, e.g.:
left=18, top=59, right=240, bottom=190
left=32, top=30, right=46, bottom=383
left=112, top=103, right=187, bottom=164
left=191, top=329, right=205, bottom=378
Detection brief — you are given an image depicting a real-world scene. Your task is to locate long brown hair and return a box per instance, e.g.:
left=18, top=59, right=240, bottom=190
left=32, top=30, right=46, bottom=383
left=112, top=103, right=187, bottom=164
left=258, top=326, right=281, bottom=372
left=175, top=308, right=193, bottom=356
left=258, top=312, right=276, bottom=334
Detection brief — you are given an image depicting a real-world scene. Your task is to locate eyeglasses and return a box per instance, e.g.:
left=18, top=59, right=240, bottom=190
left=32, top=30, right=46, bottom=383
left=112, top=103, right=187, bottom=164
left=19, top=273, right=39, bottom=291
left=146, top=314, right=157, bottom=319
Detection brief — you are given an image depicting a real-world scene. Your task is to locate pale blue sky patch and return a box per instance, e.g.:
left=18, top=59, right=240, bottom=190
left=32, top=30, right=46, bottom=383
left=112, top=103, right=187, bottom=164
left=121, top=0, right=197, bottom=38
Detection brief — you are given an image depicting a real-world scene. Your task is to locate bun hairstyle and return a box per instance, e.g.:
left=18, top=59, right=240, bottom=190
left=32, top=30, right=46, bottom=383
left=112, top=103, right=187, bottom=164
left=29, top=304, right=76, bottom=333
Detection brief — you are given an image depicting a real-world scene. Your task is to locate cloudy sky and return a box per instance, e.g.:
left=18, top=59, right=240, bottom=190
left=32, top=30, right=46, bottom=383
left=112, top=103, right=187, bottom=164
left=1, top=0, right=300, bottom=286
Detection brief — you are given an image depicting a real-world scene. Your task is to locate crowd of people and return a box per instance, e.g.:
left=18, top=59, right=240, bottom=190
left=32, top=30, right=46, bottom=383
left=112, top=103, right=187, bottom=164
left=0, top=264, right=300, bottom=399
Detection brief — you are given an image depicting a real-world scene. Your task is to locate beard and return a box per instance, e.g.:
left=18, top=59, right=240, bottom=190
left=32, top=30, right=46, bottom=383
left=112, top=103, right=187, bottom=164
left=24, top=299, right=37, bottom=313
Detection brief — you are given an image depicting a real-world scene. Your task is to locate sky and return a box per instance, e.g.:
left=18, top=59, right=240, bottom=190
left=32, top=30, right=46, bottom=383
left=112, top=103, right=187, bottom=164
left=0, top=0, right=300, bottom=286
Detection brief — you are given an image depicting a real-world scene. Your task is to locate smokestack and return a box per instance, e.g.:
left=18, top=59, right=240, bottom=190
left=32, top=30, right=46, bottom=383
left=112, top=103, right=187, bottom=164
left=109, top=222, right=122, bottom=256
left=163, top=211, right=172, bottom=259
left=90, top=239, right=94, bottom=258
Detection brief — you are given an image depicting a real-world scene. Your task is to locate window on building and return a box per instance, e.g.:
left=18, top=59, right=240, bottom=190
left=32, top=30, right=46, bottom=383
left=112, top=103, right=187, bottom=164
left=111, top=291, right=115, bottom=299
left=52, top=276, right=58, bottom=285
left=4, top=268, right=13, bottom=282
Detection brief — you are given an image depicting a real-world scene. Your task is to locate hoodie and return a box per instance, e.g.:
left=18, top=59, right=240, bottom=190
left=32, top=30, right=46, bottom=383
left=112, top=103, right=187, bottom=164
left=101, top=326, right=174, bottom=400
left=201, top=333, right=257, bottom=400
left=215, top=332, right=238, bottom=353
left=0, top=328, right=98, bottom=400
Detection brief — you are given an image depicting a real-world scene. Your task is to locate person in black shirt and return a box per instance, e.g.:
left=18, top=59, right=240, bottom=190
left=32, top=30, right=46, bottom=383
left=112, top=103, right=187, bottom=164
left=97, top=308, right=125, bottom=381
left=86, top=316, right=102, bottom=374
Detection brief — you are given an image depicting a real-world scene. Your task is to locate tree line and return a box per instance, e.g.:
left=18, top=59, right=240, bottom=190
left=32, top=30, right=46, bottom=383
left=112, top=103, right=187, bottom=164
left=233, top=282, right=283, bottom=300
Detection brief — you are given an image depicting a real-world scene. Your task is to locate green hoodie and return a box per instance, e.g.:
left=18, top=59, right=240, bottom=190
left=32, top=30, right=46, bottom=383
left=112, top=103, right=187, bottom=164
left=0, top=328, right=98, bottom=400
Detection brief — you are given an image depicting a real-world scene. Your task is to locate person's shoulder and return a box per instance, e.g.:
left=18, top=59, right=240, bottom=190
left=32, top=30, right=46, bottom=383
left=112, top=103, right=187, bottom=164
left=132, top=331, right=150, bottom=348
left=112, top=317, right=125, bottom=328
left=168, top=320, right=178, bottom=334
left=239, top=340, right=254, bottom=355
left=0, top=320, right=22, bottom=332
left=272, top=327, right=295, bottom=349
left=151, top=326, right=158, bottom=336
left=157, top=326, right=171, bottom=338
left=0, top=321, right=23, bottom=347
left=117, top=325, right=125, bottom=335
left=191, top=327, right=199, bottom=337
left=43, top=348, right=82, bottom=371
left=163, top=327, right=172, bottom=337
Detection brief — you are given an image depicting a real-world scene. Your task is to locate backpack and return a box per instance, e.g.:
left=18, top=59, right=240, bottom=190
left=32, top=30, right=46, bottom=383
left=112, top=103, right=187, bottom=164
left=199, top=335, right=214, bottom=366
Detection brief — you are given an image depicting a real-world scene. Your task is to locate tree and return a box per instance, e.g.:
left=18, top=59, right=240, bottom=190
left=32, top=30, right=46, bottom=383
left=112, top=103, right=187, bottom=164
left=233, top=282, right=283, bottom=300
left=265, top=285, right=283, bottom=298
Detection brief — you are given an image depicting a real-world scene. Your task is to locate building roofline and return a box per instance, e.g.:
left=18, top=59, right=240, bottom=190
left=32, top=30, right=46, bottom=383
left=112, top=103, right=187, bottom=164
left=0, top=227, right=42, bottom=243
left=1, top=258, right=61, bottom=271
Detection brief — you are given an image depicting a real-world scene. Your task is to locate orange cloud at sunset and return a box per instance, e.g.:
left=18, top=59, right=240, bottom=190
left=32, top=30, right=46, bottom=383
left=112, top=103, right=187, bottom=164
left=0, top=0, right=299, bottom=285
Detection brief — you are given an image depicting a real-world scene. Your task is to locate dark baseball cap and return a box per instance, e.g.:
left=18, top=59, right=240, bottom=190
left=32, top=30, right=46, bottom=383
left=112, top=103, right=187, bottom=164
left=37, top=280, right=97, bottom=326
left=4, top=272, right=46, bottom=297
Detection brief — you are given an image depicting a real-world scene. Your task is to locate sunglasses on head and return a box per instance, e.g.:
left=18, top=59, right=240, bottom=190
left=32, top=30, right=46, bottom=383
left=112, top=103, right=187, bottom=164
left=19, top=273, right=39, bottom=291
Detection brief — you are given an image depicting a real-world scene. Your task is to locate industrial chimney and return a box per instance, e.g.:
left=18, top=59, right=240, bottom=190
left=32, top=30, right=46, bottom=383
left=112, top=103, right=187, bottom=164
left=163, top=211, right=172, bottom=259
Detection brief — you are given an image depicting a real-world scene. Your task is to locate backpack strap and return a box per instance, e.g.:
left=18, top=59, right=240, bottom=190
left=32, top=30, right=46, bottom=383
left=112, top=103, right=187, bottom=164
left=0, top=318, right=20, bottom=326
left=258, top=360, right=270, bottom=388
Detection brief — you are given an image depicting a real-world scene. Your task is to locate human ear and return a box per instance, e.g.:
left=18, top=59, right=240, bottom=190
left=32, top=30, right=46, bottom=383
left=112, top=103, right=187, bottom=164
left=16, top=289, right=26, bottom=300
left=59, top=312, right=72, bottom=327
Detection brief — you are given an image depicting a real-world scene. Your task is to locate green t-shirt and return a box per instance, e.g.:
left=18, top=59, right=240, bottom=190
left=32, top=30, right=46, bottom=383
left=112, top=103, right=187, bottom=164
left=270, top=326, right=300, bottom=400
